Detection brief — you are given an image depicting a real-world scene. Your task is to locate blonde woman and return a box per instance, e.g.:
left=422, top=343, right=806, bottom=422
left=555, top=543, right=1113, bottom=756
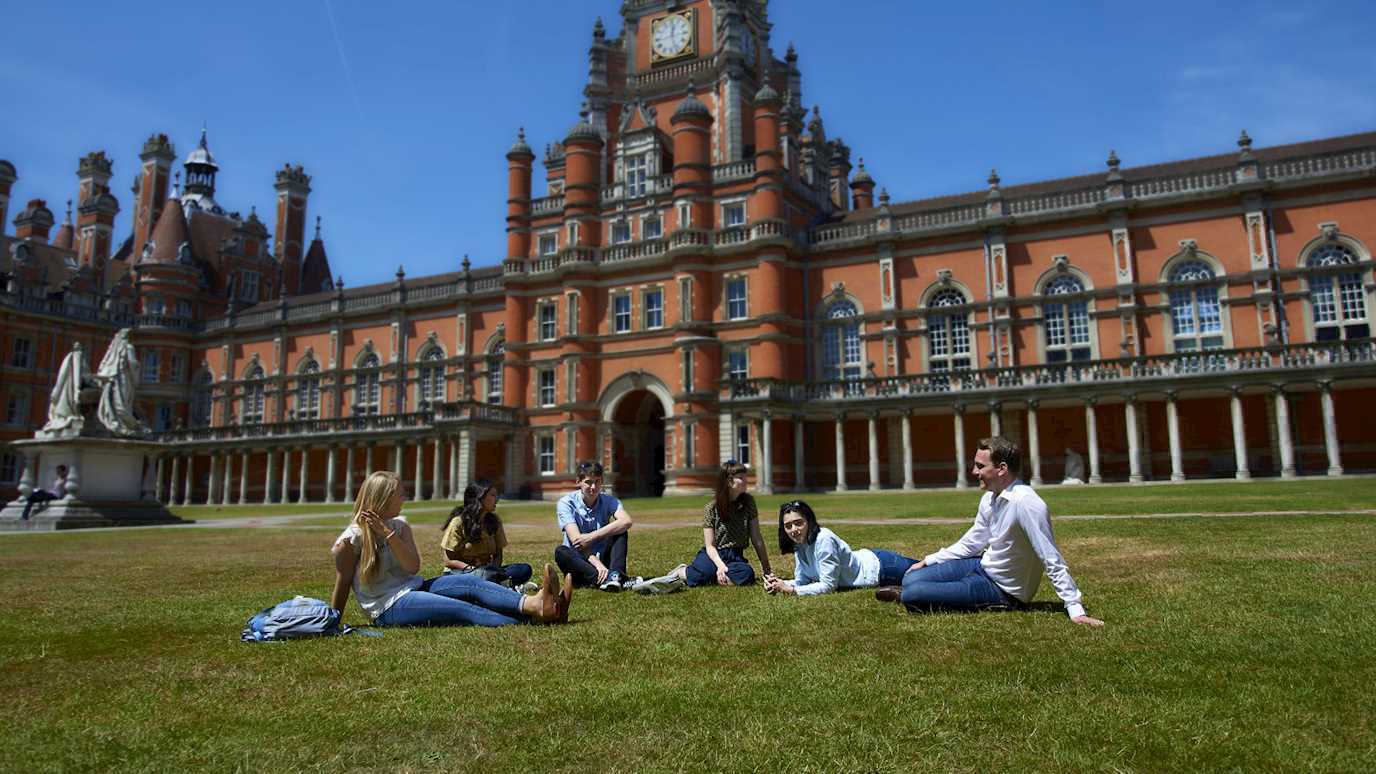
left=330, top=471, right=572, bottom=627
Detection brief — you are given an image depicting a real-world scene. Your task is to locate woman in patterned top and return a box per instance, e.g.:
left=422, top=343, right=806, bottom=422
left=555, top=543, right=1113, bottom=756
left=635, top=460, right=773, bottom=594
left=439, top=479, right=534, bottom=589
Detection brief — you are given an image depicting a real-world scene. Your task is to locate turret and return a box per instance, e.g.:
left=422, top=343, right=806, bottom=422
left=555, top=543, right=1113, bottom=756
left=76, top=151, right=120, bottom=283
left=670, top=81, right=714, bottom=232
left=53, top=200, right=75, bottom=250
left=13, top=199, right=54, bottom=243
left=751, top=79, right=784, bottom=222
left=828, top=138, right=852, bottom=211
left=849, top=158, right=876, bottom=211
left=0, top=160, right=17, bottom=235
left=133, top=133, right=176, bottom=258
left=506, top=128, right=535, bottom=260
left=181, top=128, right=221, bottom=213
left=274, top=163, right=311, bottom=296
left=562, top=104, right=604, bottom=247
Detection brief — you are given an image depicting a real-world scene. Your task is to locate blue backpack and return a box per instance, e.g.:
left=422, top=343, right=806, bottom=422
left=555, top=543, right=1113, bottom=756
left=241, top=596, right=345, bottom=642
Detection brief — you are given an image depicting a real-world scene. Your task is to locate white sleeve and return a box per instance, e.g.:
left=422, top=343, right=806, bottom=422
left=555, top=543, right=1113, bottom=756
left=924, top=504, right=991, bottom=565
left=1017, top=499, right=1086, bottom=618
left=794, top=536, right=840, bottom=596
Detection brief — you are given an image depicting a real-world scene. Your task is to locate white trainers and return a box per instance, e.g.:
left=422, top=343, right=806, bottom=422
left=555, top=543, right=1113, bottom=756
left=514, top=581, right=541, bottom=595
left=598, top=570, right=624, bottom=592
left=635, top=564, right=688, bottom=595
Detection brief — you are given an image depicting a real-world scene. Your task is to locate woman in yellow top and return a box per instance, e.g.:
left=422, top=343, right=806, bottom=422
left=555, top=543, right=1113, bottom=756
left=440, top=479, right=534, bottom=589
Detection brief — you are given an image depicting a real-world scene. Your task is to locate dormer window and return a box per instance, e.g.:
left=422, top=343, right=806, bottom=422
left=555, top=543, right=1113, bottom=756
left=625, top=153, right=649, bottom=197
left=239, top=270, right=260, bottom=303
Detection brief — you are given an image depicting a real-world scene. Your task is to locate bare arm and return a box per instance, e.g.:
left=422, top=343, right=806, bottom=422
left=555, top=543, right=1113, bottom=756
left=589, top=505, right=633, bottom=542
left=441, top=547, right=471, bottom=572
left=386, top=519, right=422, bottom=576
left=329, top=541, right=357, bottom=614
left=748, top=516, right=772, bottom=576
left=703, top=527, right=731, bottom=586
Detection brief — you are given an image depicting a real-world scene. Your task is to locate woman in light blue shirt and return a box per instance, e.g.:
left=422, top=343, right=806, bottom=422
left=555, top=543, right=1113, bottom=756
left=763, top=500, right=920, bottom=596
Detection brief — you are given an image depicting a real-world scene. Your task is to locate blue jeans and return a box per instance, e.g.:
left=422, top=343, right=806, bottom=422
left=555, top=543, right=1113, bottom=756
left=900, top=557, right=1015, bottom=612
left=684, top=547, right=756, bottom=587
left=871, top=549, right=920, bottom=587
left=375, top=573, right=526, bottom=627
left=443, top=563, right=533, bottom=586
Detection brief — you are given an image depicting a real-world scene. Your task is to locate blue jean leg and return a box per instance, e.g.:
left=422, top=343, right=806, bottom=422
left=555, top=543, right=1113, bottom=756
left=683, top=547, right=756, bottom=587
left=899, top=557, right=1009, bottom=612
left=871, top=548, right=920, bottom=587
left=502, top=563, right=533, bottom=586
left=376, top=573, right=525, bottom=628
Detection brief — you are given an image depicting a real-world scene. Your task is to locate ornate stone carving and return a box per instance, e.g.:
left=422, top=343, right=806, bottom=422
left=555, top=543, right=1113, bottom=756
left=1179, top=239, right=1198, bottom=257
left=1319, top=222, right=1340, bottom=242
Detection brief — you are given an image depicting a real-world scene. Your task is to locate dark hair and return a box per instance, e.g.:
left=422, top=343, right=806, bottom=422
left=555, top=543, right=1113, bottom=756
left=442, top=478, right=500, bottom=543
left=977, top=436, right=1022, bottom=476
left=576, top=460, right=604, bottom=482
left=713, top=460, right=749, bottom=523
left=777, top=500, right=821, bottom=554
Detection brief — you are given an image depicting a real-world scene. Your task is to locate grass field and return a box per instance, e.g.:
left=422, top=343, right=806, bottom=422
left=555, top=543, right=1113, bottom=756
left=2, top=479, right=1374, bottom=772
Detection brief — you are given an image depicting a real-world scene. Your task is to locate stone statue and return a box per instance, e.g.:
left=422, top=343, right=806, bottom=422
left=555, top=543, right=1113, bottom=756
left=41, top=342, right=88, bottom=436
left=1062, top=447, right=1086, bottom=485
left=94, top=328, right=148, bottom=436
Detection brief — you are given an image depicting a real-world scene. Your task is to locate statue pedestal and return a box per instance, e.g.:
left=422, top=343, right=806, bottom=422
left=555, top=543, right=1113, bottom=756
left=1, top=436, right=187, bottom=531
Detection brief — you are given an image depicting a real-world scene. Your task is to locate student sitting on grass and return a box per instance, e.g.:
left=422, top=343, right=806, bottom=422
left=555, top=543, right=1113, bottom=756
left=554, top=461, right=638, bottom=591
left=439, top=479, right=535, bottom=591
left=636, top=460, right=772, bottom=594
left=331, top=471, right=571, bottom=627
left=761, top=500, right=921, bottom=596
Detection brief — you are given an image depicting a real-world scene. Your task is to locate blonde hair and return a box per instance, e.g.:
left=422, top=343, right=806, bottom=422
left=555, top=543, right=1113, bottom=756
left=352, top=471, right=401, bottom=582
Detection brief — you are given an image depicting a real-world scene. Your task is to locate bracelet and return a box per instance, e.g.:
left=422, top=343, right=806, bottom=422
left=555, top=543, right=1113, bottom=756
left=382, top=531, right=397, bottom=541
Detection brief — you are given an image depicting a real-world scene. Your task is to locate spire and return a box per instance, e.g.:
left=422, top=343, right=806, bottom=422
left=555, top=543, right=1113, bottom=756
left=314, top=215, right=322, bottom=240
left=592, top=16, right=605, bottom=41
left=1237, top=129, right=1254, bottom=161
left=508, top=126, right=534, bottom=157
left=987, top=168, right=1001, bottom=190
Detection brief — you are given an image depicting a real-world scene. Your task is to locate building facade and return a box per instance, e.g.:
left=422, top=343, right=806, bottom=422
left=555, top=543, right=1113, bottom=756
left=3, top=0, right=1375, bottom=505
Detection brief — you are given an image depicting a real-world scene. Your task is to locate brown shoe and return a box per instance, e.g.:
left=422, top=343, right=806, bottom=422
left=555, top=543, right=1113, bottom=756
left=558, top=571, right=574, bottom=623
left=874, top=586, right=902, bottom=604
left=526, top=563, right=562, bottom=624
left=542, top=562, right=559, bottom=594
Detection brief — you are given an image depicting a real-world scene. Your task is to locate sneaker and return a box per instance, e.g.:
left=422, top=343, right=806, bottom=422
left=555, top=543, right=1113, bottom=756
left=874, top=586, right=903, bottom=603
left=621, top=576, right=645, bottom=592
left=635, top=566, right=688, bottom=595
left=514, top=581, right=541, bottom=595
left=598, top=570, right=624, bottom=592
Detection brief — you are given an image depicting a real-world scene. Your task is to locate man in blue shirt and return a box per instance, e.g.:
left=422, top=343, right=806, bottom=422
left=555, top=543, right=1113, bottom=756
left=554, top=461, right=636, bottom=591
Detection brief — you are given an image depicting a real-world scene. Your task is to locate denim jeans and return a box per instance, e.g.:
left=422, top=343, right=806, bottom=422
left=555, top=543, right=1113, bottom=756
left=899, top=557, right=1015, bottom=612
left=554, top=531, right=628, bottom=587
left=684, top=547, right=756, bottom=587
left=442, top=563, right=534, bottom=587
left=375, top=573, right=525, bottom=627
left=871, top=549, right=920, bottom=587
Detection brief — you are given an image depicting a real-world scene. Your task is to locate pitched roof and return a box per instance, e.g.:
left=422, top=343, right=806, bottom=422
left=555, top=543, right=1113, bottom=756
left=144, top=197, right=190, bottom=264
left=300, top=237, right=333, bottom=295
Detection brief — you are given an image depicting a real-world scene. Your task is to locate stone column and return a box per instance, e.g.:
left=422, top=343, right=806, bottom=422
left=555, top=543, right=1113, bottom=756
left=1124, top=397, right=1143, bottom=484
left=1084, top=399, right=1102, bottom=484
left=431, top=436, right=443, bottom=501
left=1273, top=386, right=1297, bottom=479
left=167, top=455, right=180, bottom=505
left=988, top=401, right=1002, bottom=437
left=221, top=452, right=233, bottom=505
left=1165, top=392, right=1185, bottom=482
left=867, top=412, right=881, bottom=491
left=182, top=455, right=194, bottom=505
left=365, top=443, right=375, bottom=477
left=833, top=412, right=848, bottom=492
left=393, top=440, right=404, bottom=476
left=1230, top=388, right=1250, bottom=480
left=344, top=445, right=357, bottom=503
left=900, top=411, right=915, bottom=490
left=953, top=404, right=969, bottom=489
left=413, top=439, right=425, bottom=499
left=281, top=448, right=293, bottom=503
left=1026, top=400, right=1043, bottom=486
left=1319, top=381, right=1343, bottom=476
left=206, top=454, right=220, bottom=505
left=297, top=447, right=309, bottom=503
left=457, top=428, right=476, bottom=496
left=325, top=445, right=338, bottom=503
left=238, top=451, right=250, bottom=503
left=263, top=448, right=277, bottom=503
left=760, top=412, right=775, bottom=494
left=155, top=456, right=166, bottom=503
left=792, top=415, right=806, bottom=492
left=449, top=436, right=460, bottom=498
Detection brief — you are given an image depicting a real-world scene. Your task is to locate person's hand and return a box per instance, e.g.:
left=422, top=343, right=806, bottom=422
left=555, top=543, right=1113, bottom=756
left=716, top=566, right=731, bottom=586
left=570, top=532, right=591, bottom=551
left=762, top=574, right=781, bottom=594
left=359, top=510, right=389, bottom=541
left=1071, top=615, right=1105, bottom=628
left=904, top=560, right=928, bottom=575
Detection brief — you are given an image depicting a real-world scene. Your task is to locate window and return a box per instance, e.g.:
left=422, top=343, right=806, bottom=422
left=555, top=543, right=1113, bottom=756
left=726, top=277, right=748, bottom=320
left=567, top=222, right=580, bottom=246
left=1307, top=243, right=1369, bottom=341
left=154, top=403, right=174, bottom=432
left=723, top=201, right=746, bottom=227
left=821, top=300, right=863, bottom=381
left=0, top=452, right=19, bottom=484
left=566, top=359, right=578, bottom=402
left=145, top=297, right=165, bottom=316
left=625, top=153, right=649, bottom=197
left=417, top=348, right=445, bottom=407
left=11, top=337, right=33, bottom=369
left=611, top=220, right=631, bottom=244
left=142, top=350, right=160, bottom=383
left=567, top=293, right=580, bottom=336
left=538, top=302, right=558, bottom=341
left=726, top=348, right=748, bottom=381
left=538, top=233, right=558, bottom=256
left=297, top=361, right=321, bottom=419
left=538, top=369, right=556, bottom=407
left=683, top=422, right=695, bottom=468
left=170, top=352, right=187, bottom=384
left=643, top=215, right=663, bottom=240
left=1168, top=261, right=1224, bottom=351
left=1042, top=275, right=1091, bottom=362
left=538, top=435, right=555, bottom=474
left=192, top=371, right=213, bottom=427
left=927, top=289, right=972, bottom=371
left=5, top=390, right=30, bottom=425
left=486, top=340, right=505, bottom=405
left=355, top=354, right=381, bottom=415
left=735, top=423, right=751, bottom=466
left=682, top=349, right=694, bottom=391
left=175, top=299, right=193, bottom=319
left=644, top=288, right=664, bottom=329
left=240, top=270, right=260, bottom=302
left=679, top=276, right=693, bottom=322
left=242, top=365, right=266, bottom=424
left=677, top=202, right=691, bottom=229
left=613, top=294, right=632, bottom=333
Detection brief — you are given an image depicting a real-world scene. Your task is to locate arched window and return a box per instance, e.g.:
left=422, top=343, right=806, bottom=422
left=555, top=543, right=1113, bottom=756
left=1307, top=243, right=1369, bottom=341
left=417, top=348, right=445, bottom=407
left=355, top=354, right=381, bottom=415
left=927, top=289, right=972, bottom=371
left=242, top=365, right=265, bottom=424
left=192, top=371, right=214, bottom=428
left=1043, top=275, right=1091, bottom=362
left=296, top=361, right=320, bottom=420
left=1168, top=260, right=1224, bottom=351
left=486, top=340, right=505, bottom=405
left=821, top=300, right=863, bottom=381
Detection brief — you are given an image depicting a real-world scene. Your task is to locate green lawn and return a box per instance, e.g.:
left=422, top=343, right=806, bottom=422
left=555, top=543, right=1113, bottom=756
left=2, top=480, right=1374, bottom=772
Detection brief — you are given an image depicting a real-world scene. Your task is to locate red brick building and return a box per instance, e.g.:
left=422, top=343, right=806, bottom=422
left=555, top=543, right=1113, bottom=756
left=4, top=0, right=1375, bottom=504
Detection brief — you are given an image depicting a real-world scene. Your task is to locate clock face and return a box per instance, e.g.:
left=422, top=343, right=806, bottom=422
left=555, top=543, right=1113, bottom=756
left=651, top=12, right=693, bottom=60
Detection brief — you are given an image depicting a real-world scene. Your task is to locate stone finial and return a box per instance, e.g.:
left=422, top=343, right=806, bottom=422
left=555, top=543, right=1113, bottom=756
left=78, top=150, right=113, bottom=179
left=786, top=42, right=797, bottom=63
left=1238, top=129, right=1252, bottom=150
left=987, top=168, right=1001, bottom=189
left=314, top=215, right=321, bottom=239
left=172, top=171, right=181, bottom=196
left=64, top=199, right=73, bottom=224
left=593, top=16, right=605, bottom=40
left=335, top=276, right=345, bottom=292
left=1106, top=150, right=1120, bottom=172
left=878, top=187, right=890, bottom=206
left=395, top=265, right=406, bottom=282
left=461, top=254, right=471, bottom=272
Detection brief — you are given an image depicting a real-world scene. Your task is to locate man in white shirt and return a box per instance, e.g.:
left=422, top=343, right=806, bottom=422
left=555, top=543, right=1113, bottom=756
left=885, top=436, right=1104, bottom=627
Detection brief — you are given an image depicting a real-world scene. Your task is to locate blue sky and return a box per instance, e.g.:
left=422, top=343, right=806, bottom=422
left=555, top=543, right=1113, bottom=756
left=3, top=1, right=1374, bottom=287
